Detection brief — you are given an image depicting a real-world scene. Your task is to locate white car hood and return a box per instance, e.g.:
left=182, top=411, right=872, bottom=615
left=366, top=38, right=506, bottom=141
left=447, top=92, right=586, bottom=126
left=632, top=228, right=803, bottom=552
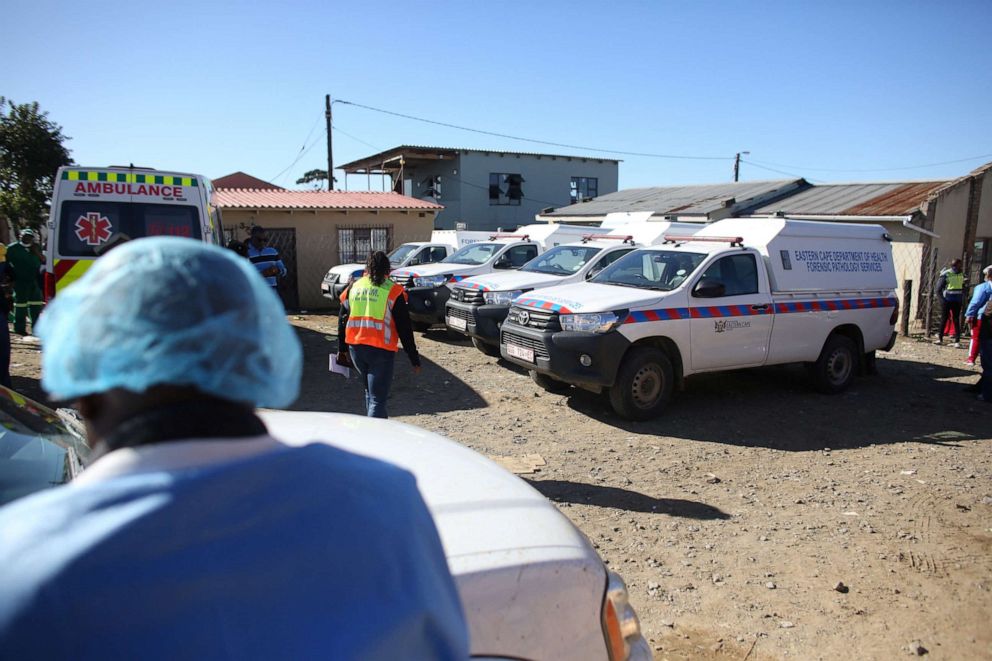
left=457, top=270, right=571, bottom=292
left=329, top=263, right=363, bottom=277
left=515, top=281, right=668, bottom=314
left=260, top=411, right=609, bottom=660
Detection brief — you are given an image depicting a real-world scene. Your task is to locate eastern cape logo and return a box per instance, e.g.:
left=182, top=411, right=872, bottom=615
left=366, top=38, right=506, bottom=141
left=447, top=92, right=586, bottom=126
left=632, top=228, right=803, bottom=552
left=714, top=319, right=751, bottom=333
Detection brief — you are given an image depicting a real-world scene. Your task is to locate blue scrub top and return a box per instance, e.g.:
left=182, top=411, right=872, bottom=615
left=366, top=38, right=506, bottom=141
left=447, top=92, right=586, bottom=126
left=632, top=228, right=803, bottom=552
left=0, top=443, right=469, bottom=660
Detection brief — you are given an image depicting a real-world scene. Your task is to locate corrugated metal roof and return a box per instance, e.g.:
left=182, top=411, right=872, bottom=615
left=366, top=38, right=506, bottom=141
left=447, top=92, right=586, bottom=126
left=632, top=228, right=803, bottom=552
left=749, top=182, right=947, bottom=216
left=213, top=188, right=443, bottom=211
left=339, top=144, right=622, bottom=171
left=544, top=180, right=802, bottom=217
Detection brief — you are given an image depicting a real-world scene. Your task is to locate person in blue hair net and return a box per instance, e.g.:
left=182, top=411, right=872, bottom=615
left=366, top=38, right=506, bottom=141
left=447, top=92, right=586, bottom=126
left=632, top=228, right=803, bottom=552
left=0, top=237, right=469, bottom=661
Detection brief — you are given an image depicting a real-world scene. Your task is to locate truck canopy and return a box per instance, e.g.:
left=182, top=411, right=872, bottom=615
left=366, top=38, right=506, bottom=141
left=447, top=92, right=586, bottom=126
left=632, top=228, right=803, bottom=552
left=691, top=217, right=897, bottom=293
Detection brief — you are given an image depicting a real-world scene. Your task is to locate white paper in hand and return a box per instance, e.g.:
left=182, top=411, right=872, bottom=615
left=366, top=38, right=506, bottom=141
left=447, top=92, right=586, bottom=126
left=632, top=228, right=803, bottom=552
left=329, top=353, right=351, bottom=378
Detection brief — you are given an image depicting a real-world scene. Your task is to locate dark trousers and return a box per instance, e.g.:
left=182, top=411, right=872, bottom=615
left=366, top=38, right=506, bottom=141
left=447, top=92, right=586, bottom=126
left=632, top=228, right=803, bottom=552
left=979, top=333, right=992, bottom=402
left=0, top=318, right=10, bottom=388
left=349, top=344, right=397, bottom=418
left=939, top=298, right=962, bottom=341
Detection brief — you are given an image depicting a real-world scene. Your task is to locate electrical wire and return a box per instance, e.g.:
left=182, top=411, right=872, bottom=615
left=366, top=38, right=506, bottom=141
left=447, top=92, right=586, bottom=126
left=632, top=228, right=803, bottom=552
left=740, top=159, right=822, bottom=184
left=331, top=124, right=381, bottom=151
left=270, top=129, right=326, bottom=183
left=746, top=153, right=992, bottom=174
left=335, top=99, right=732, bottom=161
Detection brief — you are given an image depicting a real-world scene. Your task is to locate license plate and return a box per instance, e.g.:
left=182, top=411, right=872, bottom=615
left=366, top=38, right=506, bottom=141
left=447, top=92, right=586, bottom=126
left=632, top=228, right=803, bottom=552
left=447, top=315, right=467, bottom=331
left=506, top=343, right=535, bottom=362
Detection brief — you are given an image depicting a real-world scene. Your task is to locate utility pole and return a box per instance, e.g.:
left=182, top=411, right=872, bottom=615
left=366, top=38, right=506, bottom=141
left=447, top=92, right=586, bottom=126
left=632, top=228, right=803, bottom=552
left=325, top=94, right=334, bottom=190
left=733, top=151, right=750, bottom=182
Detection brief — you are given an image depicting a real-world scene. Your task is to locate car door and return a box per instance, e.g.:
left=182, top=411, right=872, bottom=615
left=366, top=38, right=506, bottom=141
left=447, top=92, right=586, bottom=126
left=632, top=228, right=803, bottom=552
left=688, top=252, right=773, bottom=370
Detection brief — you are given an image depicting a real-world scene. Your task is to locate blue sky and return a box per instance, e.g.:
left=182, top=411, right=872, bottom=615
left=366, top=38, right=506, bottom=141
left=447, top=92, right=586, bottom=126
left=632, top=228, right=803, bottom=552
left=5, top=0, right=991, bottom=192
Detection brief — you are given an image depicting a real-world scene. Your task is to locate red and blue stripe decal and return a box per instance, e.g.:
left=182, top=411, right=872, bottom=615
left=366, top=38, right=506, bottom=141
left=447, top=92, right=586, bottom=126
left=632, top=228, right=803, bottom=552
left=450, top=275, right=469, bottom=282
left=458, top=281, right=489, bottom=291
left=516, top=296, right=574, bottom=314
left=620, top=296, right=896, bottom=325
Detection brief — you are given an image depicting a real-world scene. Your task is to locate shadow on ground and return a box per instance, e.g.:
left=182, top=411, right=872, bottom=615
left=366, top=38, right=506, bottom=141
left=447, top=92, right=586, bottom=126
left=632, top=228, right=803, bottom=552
left=559, top=358, right=992, bottom=451
left=289, top=325, right=488, bottom=416
left=525, top=478, right=731, bottom=519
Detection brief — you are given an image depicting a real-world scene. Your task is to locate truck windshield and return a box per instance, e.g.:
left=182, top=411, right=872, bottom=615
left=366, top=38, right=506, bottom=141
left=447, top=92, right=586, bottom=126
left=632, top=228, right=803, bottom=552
left=522, top=245, right=601, bottom=276
left=443, top=242, right=501, bottom=265
left=388, top=244, right=418, bottom=266
left=591, top=249, right=706, bottom=290
left=58, top=201, right=201, bottom=258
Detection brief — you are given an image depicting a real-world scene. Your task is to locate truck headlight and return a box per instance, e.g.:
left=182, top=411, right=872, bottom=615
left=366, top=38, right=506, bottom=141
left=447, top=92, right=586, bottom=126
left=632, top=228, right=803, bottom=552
left=483, top=289, right=523, bottom=305
left=602, top=570, right=645, bottom=661
left=560, top=311, right=624, bottom=333
left=413, top=274, right=448, bottom=288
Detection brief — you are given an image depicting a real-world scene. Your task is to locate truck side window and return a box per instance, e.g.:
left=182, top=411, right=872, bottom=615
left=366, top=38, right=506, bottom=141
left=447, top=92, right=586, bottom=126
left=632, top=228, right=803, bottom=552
left=589, top=248, right=633, bottom=277
left=429, top=247, right=447, bottom=262
left=508, top=245, right=538, bottom=267
left=699, top=254, right=759, bottom=296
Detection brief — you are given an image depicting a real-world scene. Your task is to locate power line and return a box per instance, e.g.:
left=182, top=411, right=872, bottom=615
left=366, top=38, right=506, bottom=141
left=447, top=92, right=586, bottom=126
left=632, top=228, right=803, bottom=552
left=270, top=129, right=326, bottom=183
left=335, top=99, right=732, bottom=161
left=740, top=159, right=822, bottom=184
left=746, top=153, right=992, bottom=174
left=331, top=124, right=381, bottom=151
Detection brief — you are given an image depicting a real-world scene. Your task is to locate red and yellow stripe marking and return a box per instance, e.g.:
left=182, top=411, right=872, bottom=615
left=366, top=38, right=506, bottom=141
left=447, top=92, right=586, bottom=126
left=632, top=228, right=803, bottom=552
left=52, top=259, right=93, bottom=293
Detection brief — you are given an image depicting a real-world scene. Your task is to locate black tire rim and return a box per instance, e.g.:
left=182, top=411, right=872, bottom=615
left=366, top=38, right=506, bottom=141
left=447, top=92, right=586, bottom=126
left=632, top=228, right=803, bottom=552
left=827, top=348, right=853, bottom=385
left=631, top=363, right=663, bottom=409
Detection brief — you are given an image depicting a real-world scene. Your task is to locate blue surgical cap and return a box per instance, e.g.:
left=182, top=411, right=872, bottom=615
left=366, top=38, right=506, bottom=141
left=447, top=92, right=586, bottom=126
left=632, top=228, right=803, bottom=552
left=36, top=237, right=301, bottom=408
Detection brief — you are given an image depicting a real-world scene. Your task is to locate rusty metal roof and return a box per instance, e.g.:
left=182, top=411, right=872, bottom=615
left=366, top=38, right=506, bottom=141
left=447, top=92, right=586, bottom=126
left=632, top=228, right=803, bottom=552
left=750, top=182, right=947, bottom=216
left=213, top=188, right=443, bottom=211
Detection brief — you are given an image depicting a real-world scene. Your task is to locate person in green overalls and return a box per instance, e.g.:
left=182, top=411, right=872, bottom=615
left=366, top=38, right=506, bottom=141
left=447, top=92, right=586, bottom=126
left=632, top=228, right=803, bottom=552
left=7, top=229, right=45, bottom=336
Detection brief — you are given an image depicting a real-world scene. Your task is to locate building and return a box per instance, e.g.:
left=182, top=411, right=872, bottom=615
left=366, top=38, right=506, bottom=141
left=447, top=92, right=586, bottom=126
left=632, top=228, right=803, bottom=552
left=537, top=179, right=809, bottom=225
left=213, top=171, right=284, bottom=190
left=213, top=188, right=441, bottom=310
left=338, top=146, right=619, bottom=231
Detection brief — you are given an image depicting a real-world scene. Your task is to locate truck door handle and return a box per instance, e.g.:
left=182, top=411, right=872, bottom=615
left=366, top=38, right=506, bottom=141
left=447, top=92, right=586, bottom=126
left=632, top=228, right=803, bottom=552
left=751, top=304, right=769, bottom=312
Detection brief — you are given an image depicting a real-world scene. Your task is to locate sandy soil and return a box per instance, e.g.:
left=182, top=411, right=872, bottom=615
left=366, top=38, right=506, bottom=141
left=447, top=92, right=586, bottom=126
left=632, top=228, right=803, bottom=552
left=12, top=317, right=991, bottom=660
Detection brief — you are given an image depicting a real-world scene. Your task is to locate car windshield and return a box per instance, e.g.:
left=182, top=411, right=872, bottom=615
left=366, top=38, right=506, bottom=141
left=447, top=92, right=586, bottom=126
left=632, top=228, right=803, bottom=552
left=591, top=249, right=707, bottom=290
left=521, top=245, right=602, bottom=276
left=388, top=244, right=418, bottom=266
left=0, top=389, right=90, bottom=507
left=443, top=242, right=501, bottom=265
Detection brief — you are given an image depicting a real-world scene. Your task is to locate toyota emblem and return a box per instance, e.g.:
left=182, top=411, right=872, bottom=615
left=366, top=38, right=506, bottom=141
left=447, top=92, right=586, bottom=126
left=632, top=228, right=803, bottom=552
left=519, top=310, right=530, bottom=325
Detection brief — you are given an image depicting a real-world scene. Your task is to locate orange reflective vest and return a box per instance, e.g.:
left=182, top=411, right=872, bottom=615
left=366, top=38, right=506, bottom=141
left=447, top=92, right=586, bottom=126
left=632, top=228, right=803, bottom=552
left=341, top=276, right=406, bottom=352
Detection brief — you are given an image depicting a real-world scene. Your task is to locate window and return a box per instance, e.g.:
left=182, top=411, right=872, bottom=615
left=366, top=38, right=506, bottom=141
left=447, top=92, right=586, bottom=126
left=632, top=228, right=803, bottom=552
left=588, top=248, right=634, bottom=278
left=592, top=249, right=707, bottom=291
left=57, top=201, right=201, bottom=257
left=489, top=173, right=524, bottom=206
left=697, top=254, right=759, bottom=296
left=506, top=244, right=538, bottom=267
left=338, top=227, right=391, bottom=264
left=427, top=247, right=448, bottom=262
left=570, top=177, right=599, bottom=204
left=523, top=245, right=603, bottom=275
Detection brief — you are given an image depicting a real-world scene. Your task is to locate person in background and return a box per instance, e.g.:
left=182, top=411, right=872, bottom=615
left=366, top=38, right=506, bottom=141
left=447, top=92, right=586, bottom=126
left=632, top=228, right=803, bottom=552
left=0, top=238, right=468, bottom=660
left=0, top=260, right=14, bottom=388
left=337, top=251, right=421, bottom=418
left=6, top=229, right=44, bottom=336
left=965, top=265, right=991, bottom=367
left=935, top=258, right=965, bottom=347
left=246, top=226, right=286, bottom=292
left=964, top=264, right=992, bottom=402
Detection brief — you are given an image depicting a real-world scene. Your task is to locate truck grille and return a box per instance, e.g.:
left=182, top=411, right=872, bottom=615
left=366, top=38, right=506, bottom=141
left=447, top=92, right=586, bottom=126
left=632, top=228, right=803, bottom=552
left=446, top=305, right=473, bottom=322
left=395, top=274, right=416, bottom=288
left=451, top=287, right=484, bottom=305
left=507, top=305, right=560, bottom=331
left=500, top=330, right=551, bottom=360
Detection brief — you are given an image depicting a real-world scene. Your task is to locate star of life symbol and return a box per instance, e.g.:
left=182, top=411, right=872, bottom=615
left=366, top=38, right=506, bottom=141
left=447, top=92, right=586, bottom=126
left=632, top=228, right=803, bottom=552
left=75, top=212, right=113, bottom=246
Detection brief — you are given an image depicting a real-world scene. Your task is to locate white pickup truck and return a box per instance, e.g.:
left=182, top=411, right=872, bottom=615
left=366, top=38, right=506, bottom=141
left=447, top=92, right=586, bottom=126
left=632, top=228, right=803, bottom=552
left=445, top=222, right=702, bottom=356
left=391, top=224, right=590, bottom=330
left=499, top=218, right=899, bottom=420
left=321, top=230, right=493, bottom=307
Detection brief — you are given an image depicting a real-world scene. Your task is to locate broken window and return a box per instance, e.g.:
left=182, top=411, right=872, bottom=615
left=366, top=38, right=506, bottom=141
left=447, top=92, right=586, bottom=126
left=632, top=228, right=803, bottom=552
left=570, top=177, right=598, bottom=204
left=489, top=173, right=524, bottom=206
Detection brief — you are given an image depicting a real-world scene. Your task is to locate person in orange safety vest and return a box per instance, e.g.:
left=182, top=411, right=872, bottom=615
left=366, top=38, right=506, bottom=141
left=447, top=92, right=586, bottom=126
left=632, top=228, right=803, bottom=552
left=337, top=251, right=422, bottom=418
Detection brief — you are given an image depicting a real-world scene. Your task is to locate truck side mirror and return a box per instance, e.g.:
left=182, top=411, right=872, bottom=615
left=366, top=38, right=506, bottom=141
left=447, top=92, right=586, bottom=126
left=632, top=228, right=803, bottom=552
left=494, top=255, right=512, bottom=269
left=407, top=258, right=421, bottom=266
left=692, top=278, right=725, bottom=298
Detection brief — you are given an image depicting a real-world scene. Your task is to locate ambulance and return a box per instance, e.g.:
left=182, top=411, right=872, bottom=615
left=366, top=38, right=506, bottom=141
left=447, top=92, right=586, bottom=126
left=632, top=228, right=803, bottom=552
left=45, top=166, right=222, bottom=298
left=499, top=218, right=899, bottom=420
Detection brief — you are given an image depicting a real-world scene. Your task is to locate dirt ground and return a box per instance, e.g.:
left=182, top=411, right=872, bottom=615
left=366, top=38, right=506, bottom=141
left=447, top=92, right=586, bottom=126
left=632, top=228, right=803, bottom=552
left=11, top=316, right=991, bottom=660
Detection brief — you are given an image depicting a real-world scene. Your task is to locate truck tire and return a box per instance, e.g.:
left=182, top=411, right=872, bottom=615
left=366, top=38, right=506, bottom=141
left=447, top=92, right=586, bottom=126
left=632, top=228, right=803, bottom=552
left=472, top=337, right=501, bottom=357
left=531, top=370, right=571, bottom=393
left=810, top=334, right=857, bottom=393
left=412, top=321, right=431, bottom=333
left=608, top=347, right=674, bottom=420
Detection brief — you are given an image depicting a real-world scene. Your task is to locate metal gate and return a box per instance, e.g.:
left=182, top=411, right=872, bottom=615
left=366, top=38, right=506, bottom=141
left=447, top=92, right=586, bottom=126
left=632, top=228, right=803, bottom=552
left=267, top=227, right=299, bottom=311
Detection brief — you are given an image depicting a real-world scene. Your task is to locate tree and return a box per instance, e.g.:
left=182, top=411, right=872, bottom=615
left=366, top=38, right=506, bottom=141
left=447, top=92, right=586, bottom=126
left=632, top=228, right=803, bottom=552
left=0, top=98, right=73, bottom=236
left=295, top=168, right=337, bottom=190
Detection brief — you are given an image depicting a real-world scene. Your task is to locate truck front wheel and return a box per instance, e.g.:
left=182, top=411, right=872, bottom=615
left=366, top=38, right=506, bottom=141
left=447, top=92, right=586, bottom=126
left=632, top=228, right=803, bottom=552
left=608, top=347, right=673, bottom=420
left=810, top=334, right=857, bottom=393
left=531, top=370, right=571, bottom=393
left=472, top=337, right=501, bottom=357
